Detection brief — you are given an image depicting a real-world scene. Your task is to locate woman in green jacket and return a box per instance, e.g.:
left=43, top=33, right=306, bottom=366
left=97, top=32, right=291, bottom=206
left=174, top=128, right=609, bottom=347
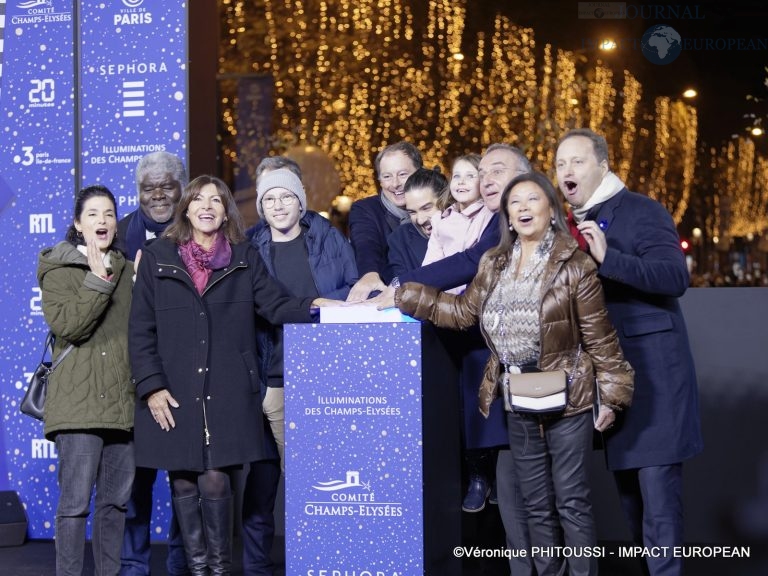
left=37, top=185, right=135, bottom=576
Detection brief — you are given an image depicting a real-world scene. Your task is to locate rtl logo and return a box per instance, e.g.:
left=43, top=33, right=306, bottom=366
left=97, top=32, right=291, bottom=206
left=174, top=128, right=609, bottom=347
left=29, top=214, right=56, bottom=234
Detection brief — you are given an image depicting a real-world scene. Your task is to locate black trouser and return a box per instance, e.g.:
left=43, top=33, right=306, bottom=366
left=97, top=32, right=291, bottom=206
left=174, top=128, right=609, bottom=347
left=507, top=411, right=597, bottom=576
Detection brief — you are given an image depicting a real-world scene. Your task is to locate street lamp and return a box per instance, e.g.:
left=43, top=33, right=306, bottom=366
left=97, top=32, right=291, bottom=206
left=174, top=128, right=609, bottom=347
left=692, top=227, right=704, bottom=274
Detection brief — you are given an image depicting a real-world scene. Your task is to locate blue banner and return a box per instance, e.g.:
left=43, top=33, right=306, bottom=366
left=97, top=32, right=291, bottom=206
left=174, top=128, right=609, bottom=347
left=284, top=323, right=424, bottom=575
left=0, top=0, right=76, bottom=538
left=78, top=0, right=188, bottom=214
left=0, top=0, right=187, bottom=540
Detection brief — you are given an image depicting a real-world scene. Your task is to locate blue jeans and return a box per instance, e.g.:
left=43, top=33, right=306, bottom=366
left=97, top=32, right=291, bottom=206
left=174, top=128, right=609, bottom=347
left=507, top=411, right=597, bottom=576
left=55, top=431, right=135, bottom=576
left=120, top=467, right=189, bottom=576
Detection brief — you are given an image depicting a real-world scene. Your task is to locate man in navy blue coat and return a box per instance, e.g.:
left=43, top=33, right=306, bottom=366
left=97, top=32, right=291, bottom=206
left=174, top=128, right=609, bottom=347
left=346, top=141, right=422, bottom=300
left=556, top=128, right=703, bottom=576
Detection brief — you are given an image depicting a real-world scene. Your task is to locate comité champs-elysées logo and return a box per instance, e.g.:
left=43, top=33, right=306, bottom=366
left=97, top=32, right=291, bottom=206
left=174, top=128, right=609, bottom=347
left=13, top=1, right=72, bottom=25
left=305, top=471, right=404, bottom=518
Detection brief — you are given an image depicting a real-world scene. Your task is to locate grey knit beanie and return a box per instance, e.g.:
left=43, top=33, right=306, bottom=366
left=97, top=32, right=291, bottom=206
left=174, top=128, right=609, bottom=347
left=256, top=169, right=307, bottom=218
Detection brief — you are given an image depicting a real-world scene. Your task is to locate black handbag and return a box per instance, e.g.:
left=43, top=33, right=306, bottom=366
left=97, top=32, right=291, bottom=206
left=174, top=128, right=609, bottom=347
left=20, top=332, right=74, bottom=421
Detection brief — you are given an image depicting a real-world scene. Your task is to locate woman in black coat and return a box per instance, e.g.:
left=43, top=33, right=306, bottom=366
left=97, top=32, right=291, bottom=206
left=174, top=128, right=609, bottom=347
left=130, top=175, right=331, bottom=575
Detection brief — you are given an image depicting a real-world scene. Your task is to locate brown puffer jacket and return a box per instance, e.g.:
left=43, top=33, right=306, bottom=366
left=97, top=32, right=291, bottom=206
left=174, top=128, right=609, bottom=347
left=396, top=231, right=634, bottom=418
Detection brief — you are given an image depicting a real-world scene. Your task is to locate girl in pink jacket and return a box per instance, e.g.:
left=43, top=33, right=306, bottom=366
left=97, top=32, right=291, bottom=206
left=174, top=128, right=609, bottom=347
left=422, top=154, right=495, bottom=294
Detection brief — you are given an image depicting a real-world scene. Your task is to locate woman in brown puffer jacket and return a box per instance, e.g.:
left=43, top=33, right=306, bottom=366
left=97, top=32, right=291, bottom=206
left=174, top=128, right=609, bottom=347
left=394, top=171, right=634, bottom=576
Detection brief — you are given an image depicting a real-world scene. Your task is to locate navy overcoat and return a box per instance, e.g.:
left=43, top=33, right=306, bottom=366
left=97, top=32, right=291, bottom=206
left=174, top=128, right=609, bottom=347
left=348, top=194, right=401, bottom=284
left=587, top=188, right=703, bottom=470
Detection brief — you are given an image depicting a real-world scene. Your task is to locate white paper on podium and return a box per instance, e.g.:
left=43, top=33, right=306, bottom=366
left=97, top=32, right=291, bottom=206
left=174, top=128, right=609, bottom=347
left=319, top=305, right=418, bottom=324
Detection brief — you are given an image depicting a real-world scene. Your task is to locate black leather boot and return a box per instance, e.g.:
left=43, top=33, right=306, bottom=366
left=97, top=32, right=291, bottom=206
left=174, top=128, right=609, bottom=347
left=200, top=496, right=233, bottom=575
left=173, top=494, right=209, bottom=576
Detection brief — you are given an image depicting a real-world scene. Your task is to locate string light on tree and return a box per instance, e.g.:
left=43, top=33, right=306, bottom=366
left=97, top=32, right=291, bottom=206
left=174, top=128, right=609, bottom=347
left=219, top=0, right=700, bottom=217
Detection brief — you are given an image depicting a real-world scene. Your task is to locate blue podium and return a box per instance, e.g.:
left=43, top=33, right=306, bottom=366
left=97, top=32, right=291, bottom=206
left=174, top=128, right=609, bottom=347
left=284, top=321, right=461, bottom=575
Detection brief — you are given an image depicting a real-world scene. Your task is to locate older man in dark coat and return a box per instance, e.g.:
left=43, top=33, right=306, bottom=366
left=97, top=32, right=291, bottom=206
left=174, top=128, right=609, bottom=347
left=556, top=128, right=703, bottom=576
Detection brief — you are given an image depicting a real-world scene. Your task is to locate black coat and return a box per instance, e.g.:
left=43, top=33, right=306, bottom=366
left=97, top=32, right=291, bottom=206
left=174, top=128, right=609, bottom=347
left=129, top=238, right=314, bottom=471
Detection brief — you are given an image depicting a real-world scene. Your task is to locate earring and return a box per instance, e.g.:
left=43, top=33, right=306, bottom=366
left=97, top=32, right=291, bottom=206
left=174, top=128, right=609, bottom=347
left=550, top=217, right=555, bottom=226
left=509, top=224, right=515, bottom=231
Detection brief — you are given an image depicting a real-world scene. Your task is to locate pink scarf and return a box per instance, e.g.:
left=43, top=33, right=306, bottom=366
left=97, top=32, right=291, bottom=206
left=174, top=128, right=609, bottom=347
left=178, top=233, right=232, bottom=294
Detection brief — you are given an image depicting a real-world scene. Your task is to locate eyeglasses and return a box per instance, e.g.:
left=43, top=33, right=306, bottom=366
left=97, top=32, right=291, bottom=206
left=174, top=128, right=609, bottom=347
left=261, top=193, right=298, bottom=209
